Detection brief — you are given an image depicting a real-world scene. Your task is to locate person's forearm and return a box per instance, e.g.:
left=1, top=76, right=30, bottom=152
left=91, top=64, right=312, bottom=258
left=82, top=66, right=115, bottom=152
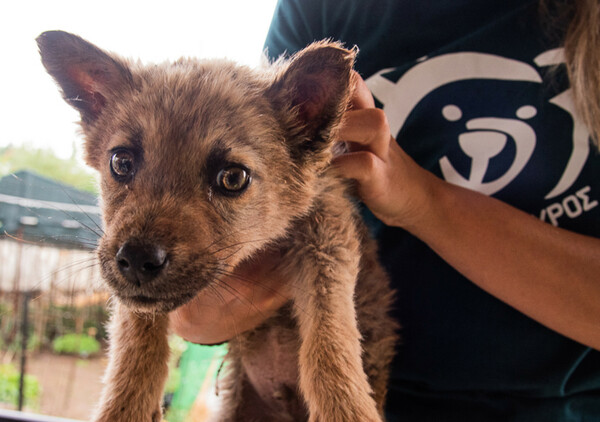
left=407, top=175, right=600, bottom=350
left=335, top=73, right=600, bottom=350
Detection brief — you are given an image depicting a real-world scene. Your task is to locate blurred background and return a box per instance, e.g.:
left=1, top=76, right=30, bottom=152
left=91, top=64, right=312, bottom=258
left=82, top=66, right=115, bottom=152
left=0, top=1, right=277, bottom=420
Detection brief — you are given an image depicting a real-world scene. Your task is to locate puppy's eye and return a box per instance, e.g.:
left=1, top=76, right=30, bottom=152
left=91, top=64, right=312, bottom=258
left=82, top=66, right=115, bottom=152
left=216, top=166, right=251, bottom=194
left=110, top=150, right=135, bottom=180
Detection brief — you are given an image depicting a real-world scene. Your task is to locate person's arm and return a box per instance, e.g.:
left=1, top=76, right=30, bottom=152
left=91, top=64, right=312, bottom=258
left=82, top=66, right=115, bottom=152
left=333, top=73, right=600, bottom=350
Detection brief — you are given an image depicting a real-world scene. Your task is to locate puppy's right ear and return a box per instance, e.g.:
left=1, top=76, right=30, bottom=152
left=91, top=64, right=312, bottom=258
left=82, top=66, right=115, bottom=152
left=266, top=41, right=355, bottom=165
left=37, top=31, right=133, bottom=124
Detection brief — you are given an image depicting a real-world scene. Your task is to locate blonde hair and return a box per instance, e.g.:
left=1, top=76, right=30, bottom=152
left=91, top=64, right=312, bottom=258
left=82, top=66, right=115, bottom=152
left=542, top=0, right=600, bottom=148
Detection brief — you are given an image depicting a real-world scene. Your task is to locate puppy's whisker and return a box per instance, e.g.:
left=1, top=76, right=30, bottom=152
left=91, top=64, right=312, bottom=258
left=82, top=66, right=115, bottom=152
left=43, top=233, right=99, bottom=245
left=206, top=238, right=273, bottom=259
left=59, top=210, right=103, bottom=239
left=212, top=276, right=270, bottom=320
left=217, top=246, right=244, bottom=263
left=217, top=258, right=308, bottom=290
left=211, top=267, right=294, bottom=301
left=58, top=185, right=105, bottom=236
left=201, top=224, right=265, bottom=254
left=5, top=178, right=103, bottom=239
left=3, top=231, right=39, bottom=245
left=32, top=261, right=99, bottom=295
left=206, top=284, right=242, bottom=340
left=208, top=266, right=311, bottom=318
left=205, top=234, right=270, bottom=255
left=215, top=264, right=312, bottom=297
left=27, top=256, right=99, bottom=292
left=52, top=257, right=99, bottom=277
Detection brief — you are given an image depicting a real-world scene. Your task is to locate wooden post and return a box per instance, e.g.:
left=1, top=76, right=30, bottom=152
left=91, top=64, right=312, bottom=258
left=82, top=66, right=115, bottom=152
left=18, top=291, right=30, bottom=411
left=10, top=229, right=24, bottom=345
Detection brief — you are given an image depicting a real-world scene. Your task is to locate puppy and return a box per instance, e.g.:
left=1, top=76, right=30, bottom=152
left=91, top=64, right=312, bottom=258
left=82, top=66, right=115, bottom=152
left=38, top=30, right=398, bottom=422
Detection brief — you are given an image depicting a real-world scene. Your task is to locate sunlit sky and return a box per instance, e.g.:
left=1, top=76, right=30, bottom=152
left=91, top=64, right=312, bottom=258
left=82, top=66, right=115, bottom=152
left=0, top=0, right=278, bottom=160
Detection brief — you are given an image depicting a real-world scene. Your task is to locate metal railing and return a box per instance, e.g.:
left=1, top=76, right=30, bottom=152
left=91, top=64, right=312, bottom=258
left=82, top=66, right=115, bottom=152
left=0, top=409, right=82, bottom=422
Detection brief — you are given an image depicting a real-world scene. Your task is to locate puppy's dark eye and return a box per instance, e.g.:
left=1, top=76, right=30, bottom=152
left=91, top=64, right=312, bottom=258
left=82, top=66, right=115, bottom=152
left=216, top=166, right=251, bottom=194
left=110, top=150, right=135, bottom=180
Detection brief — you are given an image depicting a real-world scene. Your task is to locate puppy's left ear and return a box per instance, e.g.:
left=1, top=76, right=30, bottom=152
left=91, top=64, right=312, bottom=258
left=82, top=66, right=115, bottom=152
left=267, top=42, right=356, bottom=155
left=37, top=30, right=133, bottom=126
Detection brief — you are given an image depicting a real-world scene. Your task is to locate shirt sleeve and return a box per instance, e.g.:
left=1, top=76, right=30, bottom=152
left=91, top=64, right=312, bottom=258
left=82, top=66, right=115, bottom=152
left=263, top=0, right=323, bottom=61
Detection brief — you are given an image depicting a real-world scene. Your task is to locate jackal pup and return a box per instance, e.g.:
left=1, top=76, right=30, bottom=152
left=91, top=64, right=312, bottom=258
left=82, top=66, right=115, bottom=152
left=38, top=30, right=398, bottom=422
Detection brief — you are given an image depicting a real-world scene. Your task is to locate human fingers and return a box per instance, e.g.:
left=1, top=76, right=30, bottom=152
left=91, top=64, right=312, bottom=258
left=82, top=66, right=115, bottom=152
left=331, top=150, right=383, bottom=189
left=350, top=71, right=375, bottom=110
left=338, top=108, right=391, bottom=159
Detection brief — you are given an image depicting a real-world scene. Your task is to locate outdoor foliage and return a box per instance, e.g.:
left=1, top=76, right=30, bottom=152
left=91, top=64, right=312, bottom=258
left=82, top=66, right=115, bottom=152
left=0, top=363, right=40, bottom=409
left=0, top=333, right=40, bottom=355
left=45, top=304, right=109, bottom=341
left=0, top=144, right=97, bottom=194
left=0, top=297, right=109, bottom=355
left=165, top=335, right=187, bottom=396
left=52, top=333, right=101, bottom=357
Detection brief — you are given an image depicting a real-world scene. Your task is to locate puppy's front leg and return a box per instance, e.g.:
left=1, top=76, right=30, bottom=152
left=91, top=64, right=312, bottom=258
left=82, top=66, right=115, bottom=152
left=93, top=303, right=170, bottom=422
left=289, top=201, right=382, bottom=422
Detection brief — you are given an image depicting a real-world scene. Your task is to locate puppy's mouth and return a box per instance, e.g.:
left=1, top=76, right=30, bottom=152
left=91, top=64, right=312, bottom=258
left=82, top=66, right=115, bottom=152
left=98, top=236, right=242, bottom=313
left=127, top=294, right=160, bottom=306
left=100, top=256, right=215, bottom=313
left=118, top=292, right=197, bottom=313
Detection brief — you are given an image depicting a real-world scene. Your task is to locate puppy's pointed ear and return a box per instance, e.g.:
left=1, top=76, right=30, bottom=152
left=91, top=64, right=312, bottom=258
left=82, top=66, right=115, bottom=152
left=37, top=30, right=133, bottom=124
left=267, top=42, right=356, bottom=152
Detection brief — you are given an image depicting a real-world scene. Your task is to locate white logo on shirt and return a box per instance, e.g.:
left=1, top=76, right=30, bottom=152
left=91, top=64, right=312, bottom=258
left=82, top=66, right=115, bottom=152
left=366, top=49, right=591, bottom=199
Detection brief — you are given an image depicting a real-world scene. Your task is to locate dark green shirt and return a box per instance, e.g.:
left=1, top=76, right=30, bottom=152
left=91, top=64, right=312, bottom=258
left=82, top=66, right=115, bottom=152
left=265, top=1, right=600, bottom=420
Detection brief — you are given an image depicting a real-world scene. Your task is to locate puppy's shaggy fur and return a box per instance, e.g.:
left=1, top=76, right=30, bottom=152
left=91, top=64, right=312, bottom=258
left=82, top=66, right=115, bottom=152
left=38, top=30, right=398, bottom=422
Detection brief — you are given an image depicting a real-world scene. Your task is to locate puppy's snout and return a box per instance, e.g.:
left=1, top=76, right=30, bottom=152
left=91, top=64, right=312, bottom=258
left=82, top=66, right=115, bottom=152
left=116, top=240, right=168, bottom=285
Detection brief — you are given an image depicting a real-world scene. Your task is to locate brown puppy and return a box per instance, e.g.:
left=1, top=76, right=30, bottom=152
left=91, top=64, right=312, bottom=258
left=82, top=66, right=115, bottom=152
left=38, top=30, right=398, bottom=422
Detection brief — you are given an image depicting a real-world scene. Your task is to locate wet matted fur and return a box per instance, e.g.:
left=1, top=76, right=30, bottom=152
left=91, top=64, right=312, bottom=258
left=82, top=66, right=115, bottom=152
left=38, top=30, right=398, bottom=422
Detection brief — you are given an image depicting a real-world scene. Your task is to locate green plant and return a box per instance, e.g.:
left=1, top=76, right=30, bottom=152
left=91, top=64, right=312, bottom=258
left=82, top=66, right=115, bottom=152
left=164, top=367, right=182, bottom=396
left=52, top=333, right=100, bottom=357
left=0, top=364, right=40, bottom=409
left=164, top=335, right=187, bottom=396
left=0, top=144, right=98, bottom=193
left=0, top=333, right=41, bottom=354
left=26, top=334, right=41, bottom=352
left=46, top=304, right=109, bottom=341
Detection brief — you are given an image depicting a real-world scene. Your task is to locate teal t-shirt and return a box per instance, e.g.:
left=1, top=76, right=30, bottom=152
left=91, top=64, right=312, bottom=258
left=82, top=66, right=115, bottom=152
left=265, top=1, right=600, bottom=421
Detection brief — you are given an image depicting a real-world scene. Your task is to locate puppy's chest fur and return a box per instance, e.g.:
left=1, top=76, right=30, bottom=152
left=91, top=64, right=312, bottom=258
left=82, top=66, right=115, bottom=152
left=219, top=184, right=398, bottom=420
left=38, top=30, right=398, bottom=422
left=234, top=305, right=305, bottom=420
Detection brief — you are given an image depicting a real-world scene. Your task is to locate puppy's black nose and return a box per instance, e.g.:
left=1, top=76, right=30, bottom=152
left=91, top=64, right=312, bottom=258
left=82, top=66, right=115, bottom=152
left=116, top=240, right=168, bottom=285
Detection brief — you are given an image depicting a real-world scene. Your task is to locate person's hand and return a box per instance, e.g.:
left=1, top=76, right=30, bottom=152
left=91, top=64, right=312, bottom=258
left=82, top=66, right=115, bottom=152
left=169, top=249, right=292, bottom=344
left=334, top=77, right=600, bottom=352
left=333, top=72, right=438, bottom=230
